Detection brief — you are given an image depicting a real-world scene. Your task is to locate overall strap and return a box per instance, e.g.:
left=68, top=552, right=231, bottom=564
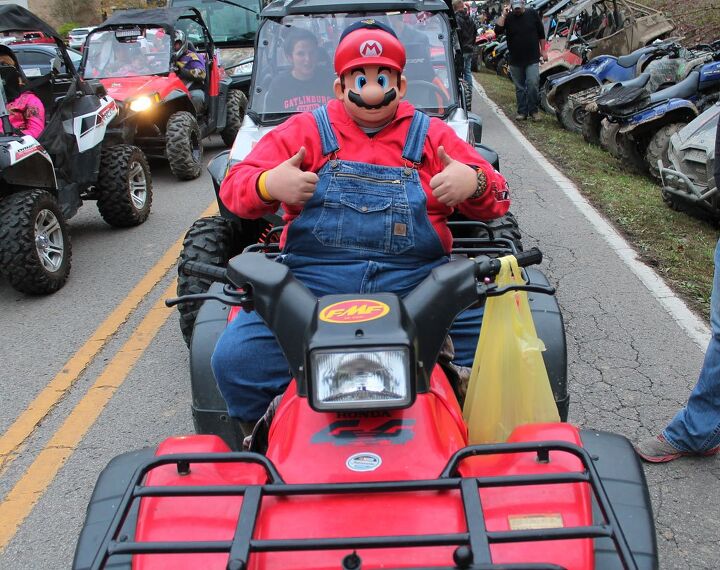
left=311, top=105, right=340, bottom=156
left=401, top=110, right=431, bottom=165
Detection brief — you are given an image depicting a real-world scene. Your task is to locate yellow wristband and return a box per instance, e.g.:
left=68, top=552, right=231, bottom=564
left=257, top=171, right=273, bottom=202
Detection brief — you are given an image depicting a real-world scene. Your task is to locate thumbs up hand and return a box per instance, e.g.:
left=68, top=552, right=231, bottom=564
left=429, top=146, right=479, bottom=207
left=264, top=147, right=319, bottom=205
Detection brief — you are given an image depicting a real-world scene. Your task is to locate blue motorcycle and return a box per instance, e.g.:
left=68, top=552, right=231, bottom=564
left=545, top=41, right=679, bottom=132
left=596, top=56, right=720, bottom=179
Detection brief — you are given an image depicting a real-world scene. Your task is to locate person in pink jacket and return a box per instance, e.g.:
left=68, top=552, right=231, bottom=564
left=0, top=45, right=45, bottom=138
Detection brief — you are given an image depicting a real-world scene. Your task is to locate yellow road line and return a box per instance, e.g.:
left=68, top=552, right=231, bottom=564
left=0, top=280, right=178, bottom=551
left=0, top=202, right=218, bottom=475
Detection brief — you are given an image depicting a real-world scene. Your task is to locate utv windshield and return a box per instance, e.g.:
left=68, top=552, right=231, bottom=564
left=170, top=0, right=259, bottom=46
left=249, top=12, right=458, bottom=122
left=83, top=27, right=171, bottom=79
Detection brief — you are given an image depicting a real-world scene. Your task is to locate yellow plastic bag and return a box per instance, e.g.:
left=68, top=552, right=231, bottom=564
left=462, top=255, right=560, bottom=444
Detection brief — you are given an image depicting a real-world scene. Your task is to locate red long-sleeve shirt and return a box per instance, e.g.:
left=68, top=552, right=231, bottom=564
left=220, top=99, right=510, bottom=252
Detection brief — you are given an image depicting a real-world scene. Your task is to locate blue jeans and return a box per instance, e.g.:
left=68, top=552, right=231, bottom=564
left=663, top=238, right=720, bottom=453
left=462, top=52, right=473, bottom=87
left=509, top=62, right=540, bottom=116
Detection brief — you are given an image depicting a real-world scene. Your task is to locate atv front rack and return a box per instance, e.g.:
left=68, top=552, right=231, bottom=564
left=88, top=441, right=640, bottom=570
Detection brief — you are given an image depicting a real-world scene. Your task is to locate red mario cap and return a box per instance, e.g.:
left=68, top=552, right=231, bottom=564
left=334, top=20, right=406, bottom=76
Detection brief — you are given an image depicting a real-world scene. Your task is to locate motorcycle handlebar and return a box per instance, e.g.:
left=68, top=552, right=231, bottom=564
left=180, top=260, right=228, bottom=283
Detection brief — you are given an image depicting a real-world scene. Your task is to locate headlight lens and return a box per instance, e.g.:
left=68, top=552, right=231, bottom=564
left=311, top=348, right=411, bottom=411
left=129, top=95, right=154, bottom=113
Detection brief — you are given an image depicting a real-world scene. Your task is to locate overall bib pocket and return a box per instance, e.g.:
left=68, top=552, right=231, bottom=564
left=313, top=174, right=414, bottom=254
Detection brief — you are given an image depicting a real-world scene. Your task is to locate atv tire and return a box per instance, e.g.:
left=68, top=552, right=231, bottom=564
left=177, top=216, right=252, bottom=346
left=560, top=87, right=600, bottom=133
left=616, top=133, right=647, bottom=174
left=496, top=56, right=510, bottom=78
left=451, top=212, right=523, bottom=252
left=166, top=111, right=203, bottom=181
left=582, top=110, right=603, bottom=146
left=97, top=145, right=152, bottom=227
left=0, top=189, right=71, bottom=295
left=645, top=122, right=685, bottom=180
left=540, top=82, right=554, bottom=115
left=220, top=89, right=247, bottom=148
left=600, top=119, right=618, bottom=152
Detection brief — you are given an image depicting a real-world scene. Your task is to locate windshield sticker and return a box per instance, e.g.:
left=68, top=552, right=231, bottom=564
left=319, top=299, right=390, bottom=324
left=346, top=452, right=382, bottom=472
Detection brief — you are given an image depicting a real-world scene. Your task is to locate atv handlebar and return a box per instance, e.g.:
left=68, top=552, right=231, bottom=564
left=181, top=260, right=229, bottom=283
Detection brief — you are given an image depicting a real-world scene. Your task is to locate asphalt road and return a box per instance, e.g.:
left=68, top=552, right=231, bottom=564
left=0, top=91, right=717, bottom=568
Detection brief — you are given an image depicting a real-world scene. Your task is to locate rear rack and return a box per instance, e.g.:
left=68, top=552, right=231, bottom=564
left=89, top=441, right=639, bottom=570
left=244, top=221, right=521, bottom=260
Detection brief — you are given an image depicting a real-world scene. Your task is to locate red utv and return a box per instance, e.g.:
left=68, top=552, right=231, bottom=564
left=80, top=8, right=246, bottom=180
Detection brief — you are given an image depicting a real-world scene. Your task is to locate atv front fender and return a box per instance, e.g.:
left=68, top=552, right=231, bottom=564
left=620, top=99, right=698, bottom=134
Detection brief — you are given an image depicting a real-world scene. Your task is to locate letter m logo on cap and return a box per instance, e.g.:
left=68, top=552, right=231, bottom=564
left=360, top=40, right=383, bottom=57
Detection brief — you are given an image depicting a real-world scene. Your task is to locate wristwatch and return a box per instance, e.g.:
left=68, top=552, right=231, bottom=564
left=469, top=168, right=487, bottom=200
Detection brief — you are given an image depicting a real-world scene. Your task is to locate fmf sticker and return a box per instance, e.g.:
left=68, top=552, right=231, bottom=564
left=319, top=299, right=390, bottom=324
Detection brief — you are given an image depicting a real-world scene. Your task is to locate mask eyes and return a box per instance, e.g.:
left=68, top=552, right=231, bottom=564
left=354, top=75, right=367, bottom=91
left=377, top=73, right=390, bottom=89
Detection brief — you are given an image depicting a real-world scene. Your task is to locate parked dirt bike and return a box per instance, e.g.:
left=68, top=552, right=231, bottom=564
left=594, top=56, right=720, bottom=179
left=0, top=5, right=152, bottom=295
left=73, top=248, right=657, bottom=570
left=80, top=7, right=247, bottom=181
left=659, top=101, right=720, bottom=220
left=545, top=41, right=680, bottom=132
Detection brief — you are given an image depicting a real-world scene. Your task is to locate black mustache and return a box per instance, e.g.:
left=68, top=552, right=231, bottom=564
left=348, top=88, right=397, bottom=109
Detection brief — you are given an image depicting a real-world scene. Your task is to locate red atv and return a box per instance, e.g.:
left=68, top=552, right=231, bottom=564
left=73, top=248, right=657, bottom=569
left=80, top=7, right=247, bottom=180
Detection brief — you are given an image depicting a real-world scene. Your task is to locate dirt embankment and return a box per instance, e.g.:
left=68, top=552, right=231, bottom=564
left=637, top=0, right=720, bottom=45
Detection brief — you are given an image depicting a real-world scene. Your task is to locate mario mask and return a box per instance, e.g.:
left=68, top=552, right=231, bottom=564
left=333, top=21, right=407, bottom=128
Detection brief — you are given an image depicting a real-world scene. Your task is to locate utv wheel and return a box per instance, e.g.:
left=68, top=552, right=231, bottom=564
left=166, top=111, right=203, bottom=181
left=582, top=110, right=602, bottom=145
left=460, top=79, right=472, bottom=111
left=0, top=190, right=71, bottom=294
left=97, top=145, right=152, bottom=227
left=645, top=122, right=685, bottom=181
left=177, top=216, right=244, bottom=346
left=220, top=89, right=247, bottom=148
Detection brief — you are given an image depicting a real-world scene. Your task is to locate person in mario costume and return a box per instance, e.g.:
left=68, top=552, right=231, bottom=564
left=212, top=20, right=510, bottom=436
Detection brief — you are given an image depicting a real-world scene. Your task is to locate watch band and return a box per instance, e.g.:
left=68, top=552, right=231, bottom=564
left=469, top=168, right=487, bottom=200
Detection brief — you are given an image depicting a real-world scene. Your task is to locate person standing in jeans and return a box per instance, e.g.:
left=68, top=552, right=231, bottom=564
left=453, top=0, right=476, bottom=87
left=494, top=0, right=546, bottom=120
left=635, top=119, right=720, bottom=462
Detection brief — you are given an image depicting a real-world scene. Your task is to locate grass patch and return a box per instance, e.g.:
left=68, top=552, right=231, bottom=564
left=476, top=69, right=717, bottom=318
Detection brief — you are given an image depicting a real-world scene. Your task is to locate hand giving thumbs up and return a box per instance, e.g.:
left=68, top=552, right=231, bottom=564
left=263, top=147, right=319, bottom=205
left=429, top=146, right=479, bottom=207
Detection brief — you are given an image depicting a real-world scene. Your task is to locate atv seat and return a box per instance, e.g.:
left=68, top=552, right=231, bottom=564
left=620, top=73, right=651, bottom=90
left=649, top=70, right=699, bottom=104
left=617, top=47, right=654, bottom=69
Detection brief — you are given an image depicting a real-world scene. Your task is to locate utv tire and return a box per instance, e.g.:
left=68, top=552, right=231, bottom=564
left=166, top=111, right=203, bottom=181
left=97, top=145, right=152, bottom=227
left=220, top=89, right=247, bottom=148
left=177, top=216, right=239, bottom=346
left=645, top=122, right=685, bottom=180
left=582, top=110, right=603, bottom=145
left=460, top=79, right=472, bottom=111
left=0, top=189, right=71, bottom=295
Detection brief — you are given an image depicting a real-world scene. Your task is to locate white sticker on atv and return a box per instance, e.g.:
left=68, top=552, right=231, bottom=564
left=68, top=96, right=118, bottom=153
left=346, top=452, right=382, bottom=472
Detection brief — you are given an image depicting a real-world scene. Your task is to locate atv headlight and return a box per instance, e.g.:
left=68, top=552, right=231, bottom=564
left=129, top=93, right=159, bottom=113
left=310, top=348, right=411, bottom=411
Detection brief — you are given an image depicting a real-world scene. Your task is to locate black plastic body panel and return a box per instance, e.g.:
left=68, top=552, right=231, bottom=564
left=579, top=429, right=659, bottom=570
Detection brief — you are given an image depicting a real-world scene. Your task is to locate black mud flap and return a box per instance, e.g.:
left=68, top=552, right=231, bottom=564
left=72, top=448, right=155, bottom=570
left=190, top=282, right=244, bottom=450
left=580, top=429, right=658, bottom=570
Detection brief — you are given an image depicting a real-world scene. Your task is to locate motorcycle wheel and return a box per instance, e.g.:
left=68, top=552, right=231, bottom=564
left=0, top=189, right=71, bottom=295
left=97, top=145, right=152, bottom=227
left=645, top=122, right=685, bottom=180
left=220, top=89, right=247, bottom=148
left=166, top=111, right=203, bottom=181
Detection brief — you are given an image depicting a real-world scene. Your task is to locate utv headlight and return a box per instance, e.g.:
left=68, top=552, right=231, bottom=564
left=234, top=61, right=253, bottom=75
left=310, top=348, right=412, bottom=411
left=129, top=93, right=159, bottom=113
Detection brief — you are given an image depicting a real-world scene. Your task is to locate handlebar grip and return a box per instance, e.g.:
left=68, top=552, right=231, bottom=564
left=180, top=260, right=228, bottom=283
left=514, top=248, right=543, bottom=268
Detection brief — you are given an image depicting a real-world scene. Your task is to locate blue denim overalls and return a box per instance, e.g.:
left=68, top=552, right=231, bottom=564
left=212, top=106, right=480, bottom=421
